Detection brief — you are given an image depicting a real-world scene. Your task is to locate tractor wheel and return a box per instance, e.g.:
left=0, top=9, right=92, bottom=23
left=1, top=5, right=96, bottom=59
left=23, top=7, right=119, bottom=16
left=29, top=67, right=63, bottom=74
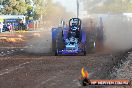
left=82, top=43, right=87, bottom=56
left=55, top=30, right=64, bottom=56
left=55, top=50, right=58, bottom=56
left=83, top=51, right=86, bottom=56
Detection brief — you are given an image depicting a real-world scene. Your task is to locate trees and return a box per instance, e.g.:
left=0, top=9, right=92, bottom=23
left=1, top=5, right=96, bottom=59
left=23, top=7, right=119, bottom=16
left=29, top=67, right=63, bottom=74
left=0, top=0, right=3, bottom=4
left=1, top=0, right=74, bottom=21
left=1, top=0, right=35, bottom=18
left=2, top=0, right=28, bottom=15
left=33, top=0, right=48, bottom=20
left=1, top=0, right=47, bottom=20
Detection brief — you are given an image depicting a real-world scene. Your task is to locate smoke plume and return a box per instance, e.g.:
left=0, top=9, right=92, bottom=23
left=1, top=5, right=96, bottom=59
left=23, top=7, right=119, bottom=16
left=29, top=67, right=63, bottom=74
left=25, top=1, right=74, bottom=54
left=103, top=15, right=132, bottom=51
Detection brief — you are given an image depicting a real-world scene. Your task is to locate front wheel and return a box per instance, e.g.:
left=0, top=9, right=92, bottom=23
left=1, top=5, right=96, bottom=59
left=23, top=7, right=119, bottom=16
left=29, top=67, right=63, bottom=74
left=55, top=51, right=58, bottom=56
left=83, top=51, right=86, bottom=56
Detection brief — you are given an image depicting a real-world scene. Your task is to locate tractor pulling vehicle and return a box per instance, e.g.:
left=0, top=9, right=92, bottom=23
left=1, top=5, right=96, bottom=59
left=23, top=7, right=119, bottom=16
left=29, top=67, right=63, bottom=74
left=51, top=0, right=103, bottom=56
left=52, top=18, right=91, bottom=56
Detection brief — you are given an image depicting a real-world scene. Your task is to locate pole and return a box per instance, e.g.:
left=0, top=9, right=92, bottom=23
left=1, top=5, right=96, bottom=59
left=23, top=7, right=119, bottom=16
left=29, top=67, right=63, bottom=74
left=77, top=0, right=79, bottom=18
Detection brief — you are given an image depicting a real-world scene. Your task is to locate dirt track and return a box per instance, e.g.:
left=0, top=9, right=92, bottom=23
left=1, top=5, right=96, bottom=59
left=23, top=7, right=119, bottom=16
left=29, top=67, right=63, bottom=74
left=0, top=31, right=131, bottom=88
left=0, top=49, right=130, bottom=88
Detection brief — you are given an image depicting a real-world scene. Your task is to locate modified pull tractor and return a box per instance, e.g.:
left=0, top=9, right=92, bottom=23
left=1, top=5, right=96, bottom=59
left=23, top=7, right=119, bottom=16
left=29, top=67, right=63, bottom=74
left=52, top=18, right=88, bottom=56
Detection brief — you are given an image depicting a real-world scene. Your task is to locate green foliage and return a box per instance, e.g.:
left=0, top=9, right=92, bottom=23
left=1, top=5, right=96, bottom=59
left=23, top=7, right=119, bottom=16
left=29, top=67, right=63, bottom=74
left=27, top=6, right=33, bottom=11
left=0, top=0, right=3, bottom=4
left=2, top=0, right=28, bottom=15
left=1, top=0, right=73, bottom=21
left=1, top=0, right=48, bottom=20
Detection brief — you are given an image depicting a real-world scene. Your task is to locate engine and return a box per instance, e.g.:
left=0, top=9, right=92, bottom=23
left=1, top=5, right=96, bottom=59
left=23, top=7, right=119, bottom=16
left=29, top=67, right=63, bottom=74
left=65, top=37, right=79, bottom=51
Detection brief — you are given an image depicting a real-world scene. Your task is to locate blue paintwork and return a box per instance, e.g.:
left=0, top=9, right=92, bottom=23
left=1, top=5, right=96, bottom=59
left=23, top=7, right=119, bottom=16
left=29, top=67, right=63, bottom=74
left=81, top=30, right=86, bottom=44
left=52, top=18, right=86, bottom=55
left=57, top=49, right=84, bottom=55
left=52, top=28, right=61, bottom=42
left=63, top=27, right=69, bottom=41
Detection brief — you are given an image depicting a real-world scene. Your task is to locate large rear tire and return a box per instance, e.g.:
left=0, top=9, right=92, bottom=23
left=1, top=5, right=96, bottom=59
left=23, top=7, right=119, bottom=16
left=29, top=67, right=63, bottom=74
left=55, top=50, right=58, bottom=56
left=83, top=51, right=86, bottom=56
left=55, top=30, right=64, bottom=56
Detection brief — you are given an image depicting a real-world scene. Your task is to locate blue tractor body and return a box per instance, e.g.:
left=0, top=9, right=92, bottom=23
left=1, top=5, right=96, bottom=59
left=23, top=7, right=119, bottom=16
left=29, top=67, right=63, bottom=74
left=52, top=18, right=86, bottom=55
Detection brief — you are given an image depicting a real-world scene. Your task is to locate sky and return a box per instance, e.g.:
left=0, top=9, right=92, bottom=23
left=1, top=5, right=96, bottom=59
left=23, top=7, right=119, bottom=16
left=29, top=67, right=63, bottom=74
left=53, top=0, right=77, bottom=14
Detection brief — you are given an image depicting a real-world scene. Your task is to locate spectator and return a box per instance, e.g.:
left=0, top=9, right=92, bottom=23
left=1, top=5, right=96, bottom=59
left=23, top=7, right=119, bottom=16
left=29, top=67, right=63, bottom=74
left=0, top=22, right=3, bottom=33
left=8, top=23, right=13, bottom=32
left=18, top=20, right=25, bottom=30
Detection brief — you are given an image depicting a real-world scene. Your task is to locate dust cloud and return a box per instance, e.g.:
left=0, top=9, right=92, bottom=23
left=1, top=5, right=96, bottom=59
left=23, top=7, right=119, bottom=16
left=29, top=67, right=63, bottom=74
left=25, top=28, right=52, bottom=54
left=81, top=0, right=132, bottom=51
left=25, top=1, right=74, bottom=54
left=26, top=1, right=132, bottom=54
left=103, top=15, right=132, bottom=51
left=80, top=15, right=132, bottom=52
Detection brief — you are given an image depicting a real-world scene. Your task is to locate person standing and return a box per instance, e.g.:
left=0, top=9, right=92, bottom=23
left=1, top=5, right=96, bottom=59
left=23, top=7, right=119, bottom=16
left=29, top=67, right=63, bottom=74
left=8, top=23, right=13, bottom=32
left=0, top=22, right=3, bottom=33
